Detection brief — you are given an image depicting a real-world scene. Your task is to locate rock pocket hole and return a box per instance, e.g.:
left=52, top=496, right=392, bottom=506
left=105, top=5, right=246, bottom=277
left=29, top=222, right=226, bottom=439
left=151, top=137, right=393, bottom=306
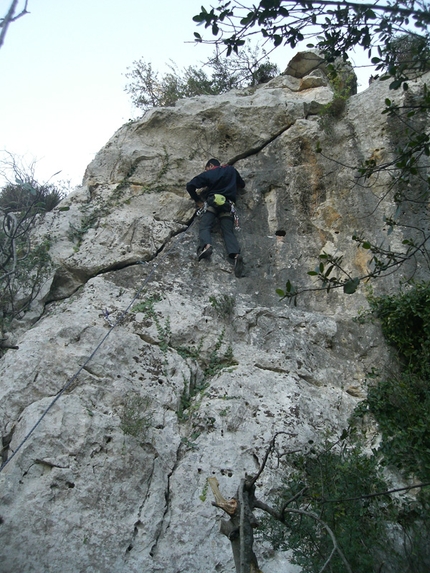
left=275, top=230, right=286, bottom=237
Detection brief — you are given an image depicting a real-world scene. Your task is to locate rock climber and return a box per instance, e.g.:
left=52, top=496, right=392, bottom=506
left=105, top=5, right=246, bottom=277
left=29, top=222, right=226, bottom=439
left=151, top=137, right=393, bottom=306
left=186, top=159, right=245, bottom=277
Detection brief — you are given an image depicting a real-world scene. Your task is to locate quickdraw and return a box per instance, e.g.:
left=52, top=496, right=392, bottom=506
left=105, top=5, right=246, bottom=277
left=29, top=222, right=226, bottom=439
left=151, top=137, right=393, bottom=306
left=230, top=202, right=240, bottom=231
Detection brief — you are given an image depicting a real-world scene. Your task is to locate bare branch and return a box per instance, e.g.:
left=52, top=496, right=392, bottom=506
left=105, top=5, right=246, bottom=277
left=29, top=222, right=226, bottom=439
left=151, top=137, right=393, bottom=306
left=0, top=1, right=29, bottom=49
left=323, top=480, right=430, bottom=504
left=247, top=431, right=297, bottom=488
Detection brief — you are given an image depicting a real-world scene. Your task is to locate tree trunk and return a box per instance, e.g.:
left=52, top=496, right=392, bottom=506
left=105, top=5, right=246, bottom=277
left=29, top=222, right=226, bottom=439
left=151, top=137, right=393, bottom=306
left=209, top=477, right=261, bottom=573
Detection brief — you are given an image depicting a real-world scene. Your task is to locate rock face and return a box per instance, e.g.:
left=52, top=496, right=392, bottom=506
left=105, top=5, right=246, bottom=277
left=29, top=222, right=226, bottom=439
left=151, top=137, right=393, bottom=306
left=0, top=53, right=429, bottom=573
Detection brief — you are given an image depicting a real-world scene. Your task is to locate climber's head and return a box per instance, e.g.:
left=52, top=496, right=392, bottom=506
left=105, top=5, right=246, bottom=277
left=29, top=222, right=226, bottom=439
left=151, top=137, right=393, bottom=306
left=205, top=158, right=220, bottom=171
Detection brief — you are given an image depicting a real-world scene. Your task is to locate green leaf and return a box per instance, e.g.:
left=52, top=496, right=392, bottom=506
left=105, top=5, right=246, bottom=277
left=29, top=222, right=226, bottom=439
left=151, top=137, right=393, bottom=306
left=276, top=289, right=285, bottom=297
left=343, top=277, right=360, bottom=294
left=389, top=79, right=402, bottom=90
left=324, top=265, right=334, bottom=277
left=340, top=428, right=349, bottom=440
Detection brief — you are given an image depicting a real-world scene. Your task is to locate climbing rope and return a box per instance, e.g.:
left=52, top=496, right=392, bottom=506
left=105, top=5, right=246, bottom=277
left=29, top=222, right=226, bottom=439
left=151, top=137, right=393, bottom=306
left=0, top=215, right=199, bottom=473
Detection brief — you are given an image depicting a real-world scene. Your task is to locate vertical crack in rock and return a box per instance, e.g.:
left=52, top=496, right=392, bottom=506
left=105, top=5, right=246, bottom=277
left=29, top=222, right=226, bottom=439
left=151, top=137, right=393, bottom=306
left=124, top=443, right=159, bottom=556
left=1, top=426, right=15, bottom=465
left=149, top=441, right=182, bottom=558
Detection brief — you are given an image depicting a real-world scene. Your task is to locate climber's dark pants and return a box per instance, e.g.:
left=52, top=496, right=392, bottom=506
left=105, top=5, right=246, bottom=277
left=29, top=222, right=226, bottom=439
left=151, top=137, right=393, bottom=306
left=199, top=210, right=240, bottom=258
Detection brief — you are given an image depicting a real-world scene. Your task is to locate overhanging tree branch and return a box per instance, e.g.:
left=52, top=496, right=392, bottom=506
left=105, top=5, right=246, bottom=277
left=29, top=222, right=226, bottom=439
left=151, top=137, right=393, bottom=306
left=0, top=0, right=29, bottom=49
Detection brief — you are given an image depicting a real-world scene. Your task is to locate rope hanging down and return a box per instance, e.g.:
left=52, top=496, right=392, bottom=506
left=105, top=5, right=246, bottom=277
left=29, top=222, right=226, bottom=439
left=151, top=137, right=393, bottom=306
left=0, top=216, right=199, bottom=473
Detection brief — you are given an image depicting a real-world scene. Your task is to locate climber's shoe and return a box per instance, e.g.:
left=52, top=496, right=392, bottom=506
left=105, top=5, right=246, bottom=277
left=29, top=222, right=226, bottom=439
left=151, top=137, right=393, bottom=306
left=233, top=254, right=244, bottom=278
left=198, top=244, right=213, bottom=261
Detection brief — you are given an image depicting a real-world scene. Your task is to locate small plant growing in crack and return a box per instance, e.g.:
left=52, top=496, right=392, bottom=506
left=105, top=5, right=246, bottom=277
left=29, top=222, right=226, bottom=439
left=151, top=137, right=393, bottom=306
left=204, top=329, right=235, bottom=378
left=133, top=294, right=170, bottom=353
left=199, top=478, right=209, bottom=502
left=177, top=372, right=209, bottom=422
left=209, top=294, right=235, bottom=319
left=176, top=329, right=237, bottom=424
left=120, top=394, right=152, bottom=443
left=132, top=294, right=162, bottom=316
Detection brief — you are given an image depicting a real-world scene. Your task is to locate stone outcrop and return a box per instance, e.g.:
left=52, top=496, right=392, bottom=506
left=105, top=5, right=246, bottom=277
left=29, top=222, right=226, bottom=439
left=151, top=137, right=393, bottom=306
left=1, top=52, right=429, bottom=572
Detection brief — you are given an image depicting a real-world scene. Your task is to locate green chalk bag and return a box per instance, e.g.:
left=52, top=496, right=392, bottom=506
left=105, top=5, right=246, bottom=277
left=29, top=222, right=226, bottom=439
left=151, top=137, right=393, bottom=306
left=213, top=194, right=226, bottom=206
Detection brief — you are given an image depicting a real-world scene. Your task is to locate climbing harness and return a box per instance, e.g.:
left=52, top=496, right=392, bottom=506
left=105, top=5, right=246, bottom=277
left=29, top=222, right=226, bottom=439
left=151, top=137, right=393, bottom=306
left=196, top=197, right=240, bottom=231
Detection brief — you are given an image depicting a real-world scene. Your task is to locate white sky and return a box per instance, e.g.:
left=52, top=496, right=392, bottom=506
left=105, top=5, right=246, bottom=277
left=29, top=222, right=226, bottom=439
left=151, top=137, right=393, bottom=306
left=0, top=0, right=371, bottom=188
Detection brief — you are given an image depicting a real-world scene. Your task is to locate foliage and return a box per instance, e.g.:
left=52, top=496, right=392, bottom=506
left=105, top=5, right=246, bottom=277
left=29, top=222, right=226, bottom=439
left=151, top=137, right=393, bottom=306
left=132, top=294, right=162, bottom=315
left=209, top=293, right=236, bottom=318
left=192, top=1, right=430, bottom=68
left=205, top=328, right=235, bottom=378
left=260, top=433, right=394, bottom=573
left=262, top=282, right=430, bottom=571
left=125, top=44, right=278, bottom=111
left=386, top=33, right=430, bottom=77
left=356, top=283, right=430, bottom=481
left=177, top=329, right=236, bottom=422
left=0, top=153, right=66, bottom=215
left=318, top=66, right=356, bottom=126
left=0, top=155, right=67, bottom=337
left=120, top=394, right=152, bottom=442
left=132, top=294, right=171, bottom=352
left=0, top=181, right=64, bottom=215
left=67, top=205, right=107, bottom=247
left=0, top=224, right=52, bottom=334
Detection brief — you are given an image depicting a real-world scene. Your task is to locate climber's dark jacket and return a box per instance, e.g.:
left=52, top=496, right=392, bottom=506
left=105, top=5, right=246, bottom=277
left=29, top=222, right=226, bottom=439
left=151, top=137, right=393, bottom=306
left=186, top=165, right=245, bottom=203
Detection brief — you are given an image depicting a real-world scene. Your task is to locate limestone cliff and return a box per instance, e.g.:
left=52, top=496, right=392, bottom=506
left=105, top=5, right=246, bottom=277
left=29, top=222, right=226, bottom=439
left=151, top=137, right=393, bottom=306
left=0, top=52, right=428, bottom=573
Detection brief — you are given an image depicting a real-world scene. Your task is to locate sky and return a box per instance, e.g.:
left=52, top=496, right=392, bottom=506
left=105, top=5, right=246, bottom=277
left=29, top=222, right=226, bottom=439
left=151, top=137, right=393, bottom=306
left=0, top=0, right=371, bottom=189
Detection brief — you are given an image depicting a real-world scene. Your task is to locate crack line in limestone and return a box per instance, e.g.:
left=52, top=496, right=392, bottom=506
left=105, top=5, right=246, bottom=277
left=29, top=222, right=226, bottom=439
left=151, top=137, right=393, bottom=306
left=149, top=441, right=182, bottom=558
left=125, top=444, right=159, bottom=555
left=95, top=219, right=193, bottom=277
left=228, top=120, right=297, bottom=165
left=254, top=363, right=289, bottom=374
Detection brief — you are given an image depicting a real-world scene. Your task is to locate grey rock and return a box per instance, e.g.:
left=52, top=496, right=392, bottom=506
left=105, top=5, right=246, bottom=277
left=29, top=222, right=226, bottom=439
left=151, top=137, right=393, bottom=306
left=0, top=52, right=429, bottom=573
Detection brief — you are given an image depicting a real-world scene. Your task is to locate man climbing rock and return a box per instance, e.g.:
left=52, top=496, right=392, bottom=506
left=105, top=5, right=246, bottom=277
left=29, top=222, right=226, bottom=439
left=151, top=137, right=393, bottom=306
left=186, top=159, right=245, bottom=277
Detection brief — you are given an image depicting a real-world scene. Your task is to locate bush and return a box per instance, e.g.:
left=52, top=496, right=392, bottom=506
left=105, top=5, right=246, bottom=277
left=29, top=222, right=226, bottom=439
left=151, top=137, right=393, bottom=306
left=384, top=33, right=430, bottom=78
left=0, top=181, right=65, bottom=215
left=260, top=435, right=395, bottom=573
left=125, top=44, right=279, bottom=111
left=359, top=283, right=430, bottom=481
left=0, top=160, right=67, bottom=338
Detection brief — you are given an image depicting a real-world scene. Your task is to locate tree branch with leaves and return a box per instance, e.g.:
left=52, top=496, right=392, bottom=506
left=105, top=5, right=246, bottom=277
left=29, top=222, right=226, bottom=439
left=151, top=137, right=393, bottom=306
left=207, top=428, right=430, bottom=573
left=124, top=44, right=279, bottom=112
left=0, top=153, right=66, bottom=349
